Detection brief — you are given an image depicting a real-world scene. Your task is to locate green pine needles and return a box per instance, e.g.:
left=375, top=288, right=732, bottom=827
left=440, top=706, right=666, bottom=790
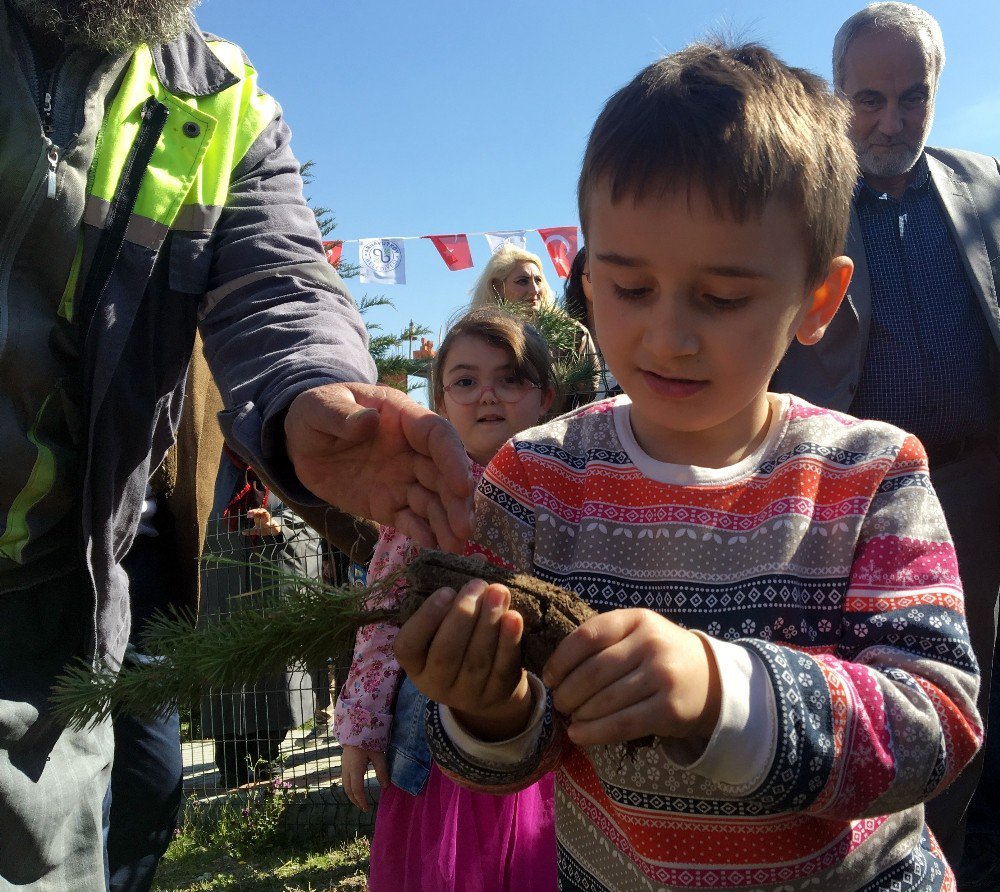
left=51, top=556, right=399, bottom=731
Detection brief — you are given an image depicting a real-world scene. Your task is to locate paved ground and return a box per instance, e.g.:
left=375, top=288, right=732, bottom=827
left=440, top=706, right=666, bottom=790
left=182, top=725, right=380, bottom=836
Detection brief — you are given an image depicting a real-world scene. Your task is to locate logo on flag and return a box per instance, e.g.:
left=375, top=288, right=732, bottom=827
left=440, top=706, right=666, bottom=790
left=359, top=238, right=406, bottom=284
left=424, top=234, right=473, bottom=271
left=484, top=231, right=527, bottom=254
left=537, top=227, right=578, bottom=278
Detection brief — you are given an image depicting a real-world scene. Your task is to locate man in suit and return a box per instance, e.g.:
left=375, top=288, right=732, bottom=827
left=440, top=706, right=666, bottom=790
left=772, top=4, right=1000, bottom=885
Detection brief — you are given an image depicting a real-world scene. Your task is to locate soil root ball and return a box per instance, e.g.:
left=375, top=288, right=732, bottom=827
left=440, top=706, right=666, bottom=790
left=399, top=551, right=596, bottom=677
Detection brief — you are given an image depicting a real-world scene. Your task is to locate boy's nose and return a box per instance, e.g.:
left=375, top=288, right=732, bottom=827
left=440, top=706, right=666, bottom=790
left=646, top=301, right=699, bottom=357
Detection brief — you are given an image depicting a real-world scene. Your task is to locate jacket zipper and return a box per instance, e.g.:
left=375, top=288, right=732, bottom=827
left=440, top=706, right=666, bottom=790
left=78, top=95, right=169, bottom=331
left=39, top=58, right=64, bottom=199
left=41, top=90, right=59, bottom=198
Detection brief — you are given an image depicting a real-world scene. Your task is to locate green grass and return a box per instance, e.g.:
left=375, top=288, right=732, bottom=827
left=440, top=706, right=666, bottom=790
left=152, top=833, right=371, bottom=891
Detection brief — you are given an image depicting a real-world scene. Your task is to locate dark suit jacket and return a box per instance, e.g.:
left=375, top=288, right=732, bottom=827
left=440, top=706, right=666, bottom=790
left=773, top=147, right=1000, bottom=416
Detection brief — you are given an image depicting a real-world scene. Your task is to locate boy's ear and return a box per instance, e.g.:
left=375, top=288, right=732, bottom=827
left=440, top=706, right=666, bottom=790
left=795, top=256, right=853, bottom=346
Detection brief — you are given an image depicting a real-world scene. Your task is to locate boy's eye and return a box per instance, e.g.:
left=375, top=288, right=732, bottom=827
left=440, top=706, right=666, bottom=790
left=704, top=293, right=749, bottom=311
left=612, top=283, right=650, bottom=300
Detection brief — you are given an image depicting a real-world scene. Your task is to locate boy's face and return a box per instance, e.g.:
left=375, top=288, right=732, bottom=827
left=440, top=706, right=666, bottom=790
left=586, top=182, right=849, bottom=467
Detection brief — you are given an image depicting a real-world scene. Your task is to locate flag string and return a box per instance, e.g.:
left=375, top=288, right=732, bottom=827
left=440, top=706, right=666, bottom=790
left=326, top=227, right=580, bottom=284
left=327, top=227, right=567, bottom=245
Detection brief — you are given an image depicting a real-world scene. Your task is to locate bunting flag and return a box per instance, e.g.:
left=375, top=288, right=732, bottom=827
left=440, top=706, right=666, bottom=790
left=484, top=231, right=527, bottom=254
left=537, top=226, right=578, bottom=278
left=424, top=234, right=473, bottom=271
left=322, top=240, right=343, bottom=267
left=341, top=226, right=581, bottom=283
left=359, top=237, right=406, bottom=284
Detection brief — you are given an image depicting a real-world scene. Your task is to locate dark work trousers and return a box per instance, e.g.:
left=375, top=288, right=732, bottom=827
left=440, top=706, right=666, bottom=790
left=104, top=528, right=184, bottom=892
left=924, top=446, right=1000, bottom=869
left=0, top=571, right=113, bottom=890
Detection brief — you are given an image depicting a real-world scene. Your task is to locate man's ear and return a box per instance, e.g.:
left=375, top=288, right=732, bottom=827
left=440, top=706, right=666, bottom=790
left=795, top=256, right=853, bottom=346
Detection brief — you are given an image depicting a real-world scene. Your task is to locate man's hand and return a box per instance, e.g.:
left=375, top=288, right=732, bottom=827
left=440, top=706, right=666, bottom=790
left=394, top=580, right=534, bottom=741
left=285, top=383, right=473, bottom=552
left=542, top=609, right=721, bottom=747
left=341, top=745, right=388, bottom=812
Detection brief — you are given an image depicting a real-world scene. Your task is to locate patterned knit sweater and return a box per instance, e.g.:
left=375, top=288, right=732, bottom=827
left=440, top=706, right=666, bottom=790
left=426, top=395, right=981, bottom=891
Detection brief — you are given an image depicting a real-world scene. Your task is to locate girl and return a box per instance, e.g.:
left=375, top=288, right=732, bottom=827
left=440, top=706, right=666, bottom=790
left=334, top=308, right=558, bottom=891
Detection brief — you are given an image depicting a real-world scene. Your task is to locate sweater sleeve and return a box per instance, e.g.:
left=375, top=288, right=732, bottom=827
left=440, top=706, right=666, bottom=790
left=333, top=526, right=417, bottom=750
left=427, top=443, right=568, bottom=791
left=733, top=435, right=981, bottom=819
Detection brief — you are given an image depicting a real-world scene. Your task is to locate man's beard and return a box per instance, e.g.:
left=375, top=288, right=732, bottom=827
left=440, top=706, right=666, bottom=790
left=9, top=0, right=200, bottom=53
left=855, top=114, right=933, bottom=180
left=856, top=140, right=925, bottom=180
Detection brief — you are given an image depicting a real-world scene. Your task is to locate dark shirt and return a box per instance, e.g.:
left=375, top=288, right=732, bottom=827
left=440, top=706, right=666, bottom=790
left=849, top=155, right=997, bottom=449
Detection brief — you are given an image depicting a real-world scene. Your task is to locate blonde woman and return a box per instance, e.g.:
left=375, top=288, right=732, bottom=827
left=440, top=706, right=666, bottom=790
left=470, top=245, right=599, bottom=410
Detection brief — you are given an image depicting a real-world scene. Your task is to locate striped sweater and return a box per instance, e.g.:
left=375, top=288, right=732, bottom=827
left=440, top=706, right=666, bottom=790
left=426, top=394, right=981, bottom=891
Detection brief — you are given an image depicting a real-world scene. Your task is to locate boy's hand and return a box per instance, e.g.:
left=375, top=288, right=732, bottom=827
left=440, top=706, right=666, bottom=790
left=341, top=745, right=388, bottom=812
left=542, top=609, right=721, bottom=748
left=394, top=580, right=534, bottom=742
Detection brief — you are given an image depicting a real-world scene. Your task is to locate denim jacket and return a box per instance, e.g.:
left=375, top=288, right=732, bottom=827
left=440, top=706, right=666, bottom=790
left=386, top=675, right=432, bottom=795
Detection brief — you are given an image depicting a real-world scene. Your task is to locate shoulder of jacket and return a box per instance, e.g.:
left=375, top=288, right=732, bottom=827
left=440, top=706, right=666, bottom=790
left=151, top=21, right=254, bottom=98
left=925, top=146, right=1000, bottom=178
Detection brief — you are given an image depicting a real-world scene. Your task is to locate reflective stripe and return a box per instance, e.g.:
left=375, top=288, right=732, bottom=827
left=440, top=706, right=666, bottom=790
left=84, top=194, right=110, bottom=229
left=83, top=197, right=169, bottom=250
left=0, top=392, right=57, bottom=562
left=85, top=194, right=221, bottom=240
left=200, top=260, right=339, bottom=318
left=124, top=214, right=169, bottom=250
left=174, top=203, right=223, bottom=232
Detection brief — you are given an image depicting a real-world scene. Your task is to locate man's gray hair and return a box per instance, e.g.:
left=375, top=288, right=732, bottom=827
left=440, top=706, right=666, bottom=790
left=832, top=2, right=945, bottom=90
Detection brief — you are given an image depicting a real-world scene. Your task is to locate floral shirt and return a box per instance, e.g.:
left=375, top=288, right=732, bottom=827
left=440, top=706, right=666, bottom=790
left=334, top=461, right=484, bottom=750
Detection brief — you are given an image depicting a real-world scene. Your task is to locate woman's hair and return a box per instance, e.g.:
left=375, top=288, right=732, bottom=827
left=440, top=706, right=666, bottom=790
left=469, top=245, right=555, bottom=310
left=432, top=307, right=557, bottom=411
left=561, top=246, right=589, bottom=329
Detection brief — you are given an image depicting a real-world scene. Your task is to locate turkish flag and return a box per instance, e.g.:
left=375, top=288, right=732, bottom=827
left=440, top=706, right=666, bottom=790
left=425, top=234, right=473, bottom=271
left=322, top=240, right=343, bottom=267
left=537, top=227, right=578, bottom=278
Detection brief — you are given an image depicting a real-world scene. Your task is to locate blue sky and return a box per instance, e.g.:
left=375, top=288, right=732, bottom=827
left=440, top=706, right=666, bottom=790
left=196, top=0, right=998, bottom=400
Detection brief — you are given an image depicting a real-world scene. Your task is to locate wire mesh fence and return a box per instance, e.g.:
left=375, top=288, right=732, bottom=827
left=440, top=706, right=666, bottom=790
left=180, top=507, right=378, bottom=834
left=178, top=364, right=618, bottom=834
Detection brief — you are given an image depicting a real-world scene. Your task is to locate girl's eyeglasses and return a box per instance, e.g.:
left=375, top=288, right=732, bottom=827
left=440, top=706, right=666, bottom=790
left=442, top=376, right=542, bottom=405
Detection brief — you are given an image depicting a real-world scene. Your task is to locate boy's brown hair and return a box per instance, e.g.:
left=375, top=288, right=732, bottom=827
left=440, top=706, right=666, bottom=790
left=432, top=308, right=557, bottom=411
left=578, top=41, right=856, bottom=285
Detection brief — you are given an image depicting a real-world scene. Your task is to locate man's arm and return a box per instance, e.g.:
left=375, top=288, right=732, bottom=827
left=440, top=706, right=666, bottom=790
left=198, top=108, right=472, bottom=549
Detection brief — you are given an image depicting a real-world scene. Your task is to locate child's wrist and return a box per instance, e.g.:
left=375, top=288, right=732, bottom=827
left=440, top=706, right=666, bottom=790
left=452, top=675, right=534, bottom=742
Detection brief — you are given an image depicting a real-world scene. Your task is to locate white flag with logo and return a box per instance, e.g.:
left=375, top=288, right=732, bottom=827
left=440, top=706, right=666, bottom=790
left=484, top=231, right=527, bottom=254
left=359, top=238, right=406, bottom=284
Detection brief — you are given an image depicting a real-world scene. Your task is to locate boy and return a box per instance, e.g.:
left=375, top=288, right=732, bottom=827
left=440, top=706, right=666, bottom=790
left=396, top=42, right=981, bottom=890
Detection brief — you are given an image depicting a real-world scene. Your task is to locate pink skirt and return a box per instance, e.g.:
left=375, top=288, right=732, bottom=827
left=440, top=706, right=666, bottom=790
left=368, top=762, right=557, bottom=892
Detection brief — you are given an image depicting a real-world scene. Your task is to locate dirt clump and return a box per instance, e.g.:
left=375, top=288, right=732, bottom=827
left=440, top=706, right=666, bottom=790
left=399, top=550, right=596, bottom=677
